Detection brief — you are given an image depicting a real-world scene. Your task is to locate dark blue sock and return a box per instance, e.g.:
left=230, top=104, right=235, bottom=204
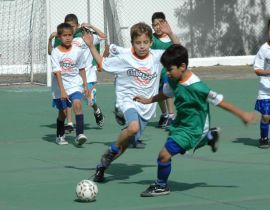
left=260, top=121, right=269, bottom=139
left=75, top=114, right=84, bottom=136
left=57, top=119, right=65, bottom=137
left=110, top=143, right=120, bottom=154
left=156, top=160, right=171, bottom=186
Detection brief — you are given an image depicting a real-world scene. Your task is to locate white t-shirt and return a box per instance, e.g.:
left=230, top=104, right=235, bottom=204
left=102, top=46, right=164, bottom=120
left=51, top=46, right=85, bottom=99
left=72, top=34, right=105, bottom=83
left=254, top=42, right=270, bottom=99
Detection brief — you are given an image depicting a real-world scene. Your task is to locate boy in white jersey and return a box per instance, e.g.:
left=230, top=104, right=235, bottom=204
left=134, top=44, right=257, bottom=197
left=48, top=14, right=106, bottom=131
left=254, top=19, right=270, bottom=149
left=83, top=22, right=179, bottom=182
left=51, top=23, right=88, bottom=146
left=151, top=12, right=175, bottom=129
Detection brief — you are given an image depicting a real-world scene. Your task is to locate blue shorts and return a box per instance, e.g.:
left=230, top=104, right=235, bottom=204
left=255, top=99, right=270, bottom=115
left=164, top=137, right=186, bottom=155
left=52, top=91, right=82, bottom=110
left=124, top=108, right=148, bottom=142
left=85, top=82, right=97, bottom=106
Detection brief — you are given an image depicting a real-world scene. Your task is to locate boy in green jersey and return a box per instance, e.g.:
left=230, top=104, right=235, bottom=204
left=134, top=44, right=258, bottom=197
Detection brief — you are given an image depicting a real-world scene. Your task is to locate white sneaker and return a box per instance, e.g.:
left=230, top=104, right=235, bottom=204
left=74, top=134, right=87, bottom=146
left=56, top=135, right=68, bottom=145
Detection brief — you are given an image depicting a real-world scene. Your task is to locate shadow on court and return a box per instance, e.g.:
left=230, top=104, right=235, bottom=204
left=40, top=123, right=102, bottom=130
left=232, top=137, right=259, bottom=147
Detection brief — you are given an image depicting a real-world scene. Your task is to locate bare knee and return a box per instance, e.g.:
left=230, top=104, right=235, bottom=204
left=73, top=100, right=82, bottom=115
left=158, top=148, right=172, bottom=163
left=126, top=121, right=140, bottom=136
left=261, top=115, right=270, bottom=123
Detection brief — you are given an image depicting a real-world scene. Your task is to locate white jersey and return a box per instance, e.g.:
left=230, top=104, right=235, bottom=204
left=254, top=42, right=270, bottom=99
left=102, top=47, right=164, bottom=120
left=72, top=34, right=105, bottom=83
left=51, top=46, right=85, bottom=99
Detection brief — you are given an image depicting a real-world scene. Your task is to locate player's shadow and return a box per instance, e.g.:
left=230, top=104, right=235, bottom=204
left=232, top=137, right=259, bottom=147
left=64, top=163, right=156, bottom=183
left=125, top=180, right=238, bottom=192
left=40, top=123, right=101, bottom=130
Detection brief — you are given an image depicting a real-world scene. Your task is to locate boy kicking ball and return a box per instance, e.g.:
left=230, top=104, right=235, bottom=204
left=134, top=44, right=258, bottom=197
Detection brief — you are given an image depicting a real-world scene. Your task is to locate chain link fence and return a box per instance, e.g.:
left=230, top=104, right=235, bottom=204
left=1, top=0, right=270, bottom=85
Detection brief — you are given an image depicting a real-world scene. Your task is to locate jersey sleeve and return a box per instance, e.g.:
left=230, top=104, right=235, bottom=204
left=207, top=90, right=224, bottom=106
left=102, top=56, right=126, bottom=73
left=50, top=50, right=61, bottom=73
left=253, top=46, right=265, bottom=70
left=109, top=44, right=128, bottom=57
left=77, top=49, right=86, bottom=69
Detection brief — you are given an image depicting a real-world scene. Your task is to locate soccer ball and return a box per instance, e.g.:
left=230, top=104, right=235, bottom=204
left=75, top=180, right=98, bottom=202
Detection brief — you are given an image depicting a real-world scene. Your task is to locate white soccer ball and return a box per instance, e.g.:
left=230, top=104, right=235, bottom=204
left=75, top=180, right=98, bottom=202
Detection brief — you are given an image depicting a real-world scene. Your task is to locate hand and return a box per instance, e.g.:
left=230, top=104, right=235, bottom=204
left=49, top=32, right=57, bottom=40
left=82, top=33, right=94, bottom=47
left=60, top=90, right=69, bottom=101
left=83, top=85, right=89, bottom=97
left=241, top=112, right=259, bottom=125
left=81, top=22, right=91, bottom=29
left=133, top=96, right=152, bottom=104
left=159, top=20, right=173, bottom=35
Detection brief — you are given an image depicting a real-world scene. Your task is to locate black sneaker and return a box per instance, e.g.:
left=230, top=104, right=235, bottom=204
left=259, top=137, right=269, bottom=149
left=207, top=127, right=220, bottom=152
left=140, top=183, right=170, bottom=197
left=114, top=107, right=126, bottom=126
left=163, top=117, right=173, bottom=130
left=64, top=125, right=74, bottom=134
left=93, top=166, right=106, bottom=182
left=94, top=109, right=104, bottom=128
left=156, top=115, right=168, bottom=128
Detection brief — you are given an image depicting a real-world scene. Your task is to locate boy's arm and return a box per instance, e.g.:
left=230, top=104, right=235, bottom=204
left=217, top=100, right=258, bottom=125
left=159, top=20, right=180, bottom=44
left=79, top=68, right=88, bottom=95
left=48, top=32, right=57, bottom=55
left=54, top=71, right=68, bottom=100
left=134, top=92, right=168, bottom=104
left=81, top=23, right=107, bottom=39
left=83, top=33, right=103, bottom=70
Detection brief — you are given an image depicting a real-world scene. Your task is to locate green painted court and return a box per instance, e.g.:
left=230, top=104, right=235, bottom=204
left=1, top=78, right=270, bottom=210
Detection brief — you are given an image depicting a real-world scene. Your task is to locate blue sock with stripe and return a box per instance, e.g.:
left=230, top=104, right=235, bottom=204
left=156, top=160, right=171, bottom=187
left=260, top=121, right=269, bottom=139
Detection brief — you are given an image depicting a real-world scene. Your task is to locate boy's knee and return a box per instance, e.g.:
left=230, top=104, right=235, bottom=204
left=262, top=115, right=270, bottom=123
left=73, top=101, right=82, bottom=114
left=126, top=122, right=140, bottom=136
left=158, top=148, right=171, bottom=163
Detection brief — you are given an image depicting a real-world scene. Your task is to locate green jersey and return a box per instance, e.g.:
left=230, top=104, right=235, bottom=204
left=164, top=72, right=222, bottom=150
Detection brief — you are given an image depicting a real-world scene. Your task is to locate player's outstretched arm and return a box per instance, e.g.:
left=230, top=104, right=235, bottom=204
left=83, top=33, right=103, bottom=68
left=218, top=100, right=258, bottom=125
left=81, top=23, right=107, bottom=39
left=159, top=20, right=179, bottom=44
left=134, top=92, right=168, bottom=104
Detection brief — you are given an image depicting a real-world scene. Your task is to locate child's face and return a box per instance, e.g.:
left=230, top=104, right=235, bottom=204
left=131, top=34, right=152, bottom=58
left=166, top=64, right=186, bottom=81
left=66, top=21, right=79, bottom=34
left=152, top=19, right=165, bottom=36
left=58, top=29, right=73, bottom=48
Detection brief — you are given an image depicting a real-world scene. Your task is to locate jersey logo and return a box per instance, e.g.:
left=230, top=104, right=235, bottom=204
left=60, top=58, right=76, bottom=72
left=127, top=67, right=157, bottom=85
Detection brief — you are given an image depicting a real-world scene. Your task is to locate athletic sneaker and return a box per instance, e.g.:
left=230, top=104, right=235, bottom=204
left=140, top=183, right=170, bottom=197
left=56, top=135, right=68, bottom=145
left=64, top=124, right=74, bottom=134
left=156, top=115, right=168, bottom=128
left=163, top=117, right=173, bottom=130
left=207, top=127, right=220, bottom=152
left=74, top=134, right=87, bottom=146
left=93, top=166, right=106, bottom=182
left=94, top=109, right=104, bottom=128
left=259, top=137, right=269, bottom=149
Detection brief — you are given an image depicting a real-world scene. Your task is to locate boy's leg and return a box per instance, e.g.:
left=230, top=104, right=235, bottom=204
left=141, top=138, right=185, bottom=197
left=259, top=116, right=270, bottom=149
left=64, top=107, right=74, bottom=133
left=71, top=92, right=87, bottom=146
left=157, top=100, right=168, bottom=128
left=129, top=115, right=147, bottom=149
left=163, top=97, right=174, bottom=129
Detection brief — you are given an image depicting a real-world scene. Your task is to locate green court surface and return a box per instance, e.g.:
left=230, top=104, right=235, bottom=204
left=1, top=79, right=270, bottom=210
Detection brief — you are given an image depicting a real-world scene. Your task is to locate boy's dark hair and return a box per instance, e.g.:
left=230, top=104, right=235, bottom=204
left=57, top=23, right=73, bottom=35
left=130, top=22, right=152, bottom=43
left=64, top=14, right=79, bottom=24
left=151, top=12, right=166, bottom=23
left=161, top=44, right=189, bottom=69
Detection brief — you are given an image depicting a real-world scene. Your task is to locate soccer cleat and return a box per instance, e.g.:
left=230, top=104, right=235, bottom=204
left=64, top=124, right=74, bottom=134
left=140, top=183, right=170, bottom=197
left=74, top=134, right=87, bottom=146
left=56, top=135, right=68, bottom=145
left=259, top=137, right=269, bottom=149
left=94, top=109, right=105, bottom=128
left=114, top=107, right=126, bottom=126
left=207, top=127, right=220, bottom=152
left=163, top=117, right=173, bottom=130
left=93, top=166, right=106, bottom=182
left=156, top=115, right=169, bottom=128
